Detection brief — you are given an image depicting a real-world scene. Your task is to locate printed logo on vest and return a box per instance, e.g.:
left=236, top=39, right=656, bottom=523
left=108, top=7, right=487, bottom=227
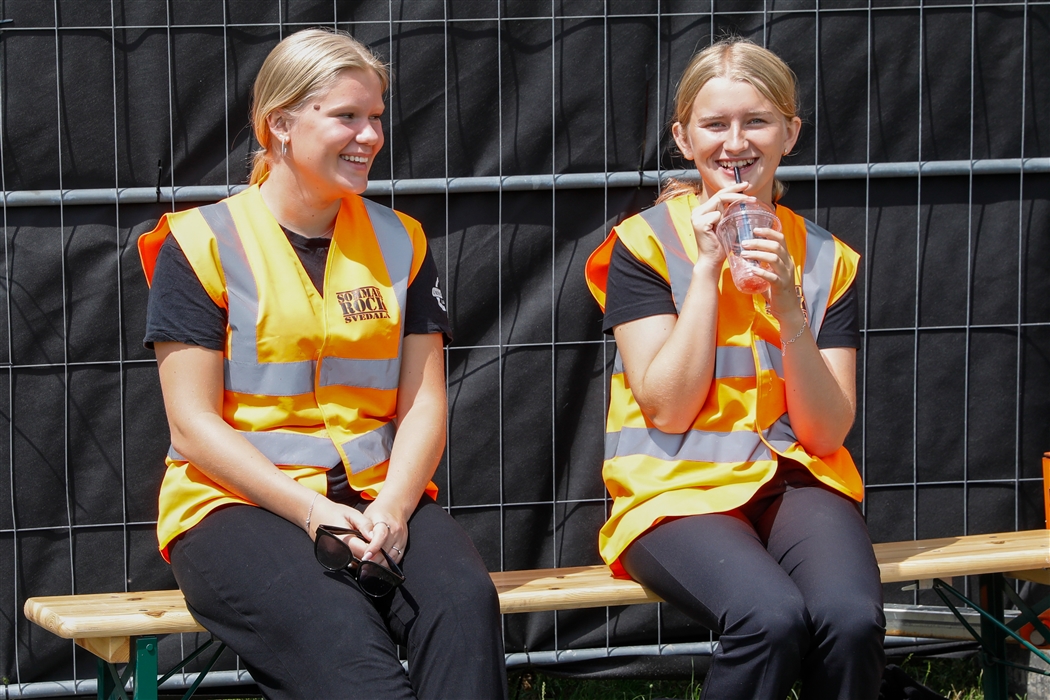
left=336, top=286, right=390, bottom=322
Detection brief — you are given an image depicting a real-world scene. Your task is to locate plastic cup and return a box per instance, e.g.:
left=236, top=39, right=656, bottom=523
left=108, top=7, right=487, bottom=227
left=716, top=201, right=781, bottom=294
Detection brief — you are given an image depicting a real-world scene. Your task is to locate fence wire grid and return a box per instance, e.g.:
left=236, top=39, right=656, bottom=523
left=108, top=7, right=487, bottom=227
left=2, top=0, right=1049, bottom=696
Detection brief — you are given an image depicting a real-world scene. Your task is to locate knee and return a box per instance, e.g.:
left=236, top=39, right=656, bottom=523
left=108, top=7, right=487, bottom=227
left=726, top=591, right=810, bottom=653
left=815, top=599, right=886, bottom=653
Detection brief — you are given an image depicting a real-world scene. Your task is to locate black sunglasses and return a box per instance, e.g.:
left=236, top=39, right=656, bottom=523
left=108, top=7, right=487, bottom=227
left=314, top=524, right=405, bottom=597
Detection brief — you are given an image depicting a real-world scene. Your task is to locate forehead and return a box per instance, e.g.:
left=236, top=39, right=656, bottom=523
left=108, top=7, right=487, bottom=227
left=691, top=77, right=775, bottom=116
left=313, top=69, right=385, bottom=107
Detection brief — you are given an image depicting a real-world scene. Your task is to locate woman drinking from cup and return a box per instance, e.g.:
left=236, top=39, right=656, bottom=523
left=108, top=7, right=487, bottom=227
left=139, top=28, right=506, bottom=700
left=585, top=38, right=884, bottom=699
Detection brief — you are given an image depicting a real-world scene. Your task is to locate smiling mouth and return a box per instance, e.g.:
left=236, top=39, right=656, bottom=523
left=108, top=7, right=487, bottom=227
left=719, top=158, right=755, bottom=171
left=340, top=154, right=368, bottom=164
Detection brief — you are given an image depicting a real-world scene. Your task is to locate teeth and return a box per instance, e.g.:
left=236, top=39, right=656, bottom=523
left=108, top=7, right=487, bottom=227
left=721, top=159, right=755, bottom=168
left=340, top=154, right=368, bottom=164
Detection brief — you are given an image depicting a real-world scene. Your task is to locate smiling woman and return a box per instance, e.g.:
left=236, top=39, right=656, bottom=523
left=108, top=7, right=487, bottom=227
left=135, top=28, right=506, bottom=700
left=585, top=38, right=881, bottom=699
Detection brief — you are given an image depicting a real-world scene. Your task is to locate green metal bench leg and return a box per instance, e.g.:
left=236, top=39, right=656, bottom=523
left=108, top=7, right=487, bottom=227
left=97, top=657, right=115, bottom=700
left=980, top=574, right=1009, bottom=700
left=133, top=636, right=159, bottom=700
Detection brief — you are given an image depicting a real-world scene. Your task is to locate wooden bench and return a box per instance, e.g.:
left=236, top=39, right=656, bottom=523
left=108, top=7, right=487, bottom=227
left=26, top=527, right=1050, bottom=700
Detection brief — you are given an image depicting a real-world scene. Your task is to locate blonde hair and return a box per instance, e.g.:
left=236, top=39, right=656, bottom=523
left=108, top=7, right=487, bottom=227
left=249, top=28, right=389, bottom=184
left=658, top=38, right=800, bottom=204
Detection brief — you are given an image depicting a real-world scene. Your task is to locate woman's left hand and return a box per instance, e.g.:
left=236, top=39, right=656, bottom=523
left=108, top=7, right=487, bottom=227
left=739, top=227, right=799, bottom=320
left=361, top=501, right=408, bottom=565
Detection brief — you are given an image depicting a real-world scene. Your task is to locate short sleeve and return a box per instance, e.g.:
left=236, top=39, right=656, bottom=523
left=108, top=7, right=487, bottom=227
left=144, top=235, right=227, bottom=351
left=404, top=247, right=453, bottom=342
left=602, top=239, right=678, bottom=334
left=815, top=283, right=860, bottom=350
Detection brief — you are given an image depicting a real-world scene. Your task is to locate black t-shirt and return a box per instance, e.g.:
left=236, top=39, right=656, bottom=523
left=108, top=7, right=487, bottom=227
left=144, top=229, right=452, bottom=351
left=602, top=239, right=860, bottom=349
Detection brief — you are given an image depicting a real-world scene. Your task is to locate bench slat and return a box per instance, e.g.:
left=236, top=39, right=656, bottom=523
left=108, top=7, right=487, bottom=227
left=24, top=528, right=1050, bottom=664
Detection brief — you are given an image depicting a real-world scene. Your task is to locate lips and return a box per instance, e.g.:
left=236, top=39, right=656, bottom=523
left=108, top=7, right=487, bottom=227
left=340, top=154, right=369, bottom=164
left=719, top=158, right=756, bottom=172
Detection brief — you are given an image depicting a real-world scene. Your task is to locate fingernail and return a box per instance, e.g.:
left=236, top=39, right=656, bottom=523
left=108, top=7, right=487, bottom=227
left=362, top=552, right=373, bottom=561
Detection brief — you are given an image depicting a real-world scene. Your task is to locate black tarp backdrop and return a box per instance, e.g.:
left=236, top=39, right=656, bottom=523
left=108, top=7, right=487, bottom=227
left=1, top=0, right=1048, bottom=687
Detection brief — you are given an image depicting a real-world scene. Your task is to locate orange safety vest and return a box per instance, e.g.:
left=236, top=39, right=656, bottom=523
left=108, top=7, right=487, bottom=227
left=585, top=194, right=861, bottom=576
left=139, top=184, right=438, bottom=560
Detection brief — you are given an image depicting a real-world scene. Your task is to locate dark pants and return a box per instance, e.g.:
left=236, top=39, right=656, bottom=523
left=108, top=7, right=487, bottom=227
left=170, top=497, right=507, bottom=700
left=621, top=479, right=885, bottom=700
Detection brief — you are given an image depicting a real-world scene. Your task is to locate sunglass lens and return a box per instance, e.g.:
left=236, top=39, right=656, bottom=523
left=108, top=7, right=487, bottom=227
left=315, top=531, right=351, bottom=571
left=357, top=562, right=397, bottom=597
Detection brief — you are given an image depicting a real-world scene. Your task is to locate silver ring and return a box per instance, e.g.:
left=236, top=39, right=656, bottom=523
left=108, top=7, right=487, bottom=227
left=391, top=545, right=402, bottom=555
left=374, top=521, right=390, bottom=531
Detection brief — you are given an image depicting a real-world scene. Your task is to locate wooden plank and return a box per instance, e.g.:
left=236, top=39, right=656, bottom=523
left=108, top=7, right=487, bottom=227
left=75, top=636, right=129, bottom=664
left=24, top=590, right=205, bottom=639
left=24, top=529, right=1050, bottom=650
left=874, top=529, right=1050, bottom=583
left=492, top=565, right=662, bottom=613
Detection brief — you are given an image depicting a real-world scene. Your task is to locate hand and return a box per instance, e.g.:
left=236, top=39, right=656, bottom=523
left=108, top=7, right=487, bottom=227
left=306, top=495, right=374, bottom=556
left=738, top=226, right=800, bottom=320
left=690, top=183, right=754, bottom=271
left=361, top=502, right=408, bottom=565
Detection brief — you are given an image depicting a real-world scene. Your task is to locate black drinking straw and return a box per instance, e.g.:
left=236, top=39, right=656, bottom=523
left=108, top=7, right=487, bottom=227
left=733, top=167, right=753, bottom=241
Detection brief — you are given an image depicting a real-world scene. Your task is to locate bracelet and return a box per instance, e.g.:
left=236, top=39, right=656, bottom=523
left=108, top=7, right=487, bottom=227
left=781, top=318, right=809, bottom=355
left=305, top=492, right=320, bottom=532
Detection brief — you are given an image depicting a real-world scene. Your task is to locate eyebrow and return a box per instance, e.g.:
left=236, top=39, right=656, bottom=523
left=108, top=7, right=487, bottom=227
left=697, top=110, right=777, bottom=121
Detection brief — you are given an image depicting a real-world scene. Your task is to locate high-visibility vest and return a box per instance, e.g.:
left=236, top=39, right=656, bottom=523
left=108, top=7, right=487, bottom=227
left=585, top=194, right=861, bottom=576
left=139, top=185, right=437, bottom=560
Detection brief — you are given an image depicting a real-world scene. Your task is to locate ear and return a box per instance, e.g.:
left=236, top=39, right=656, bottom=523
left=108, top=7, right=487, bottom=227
left=672, top=122, right=695, bottom=161
left=783, top=115, right=802, bottom=154
left=266, top=110, right=291, bottom=146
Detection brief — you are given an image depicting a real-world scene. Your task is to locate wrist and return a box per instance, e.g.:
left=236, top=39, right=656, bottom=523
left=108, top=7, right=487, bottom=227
left=691, top=257, right=722, bottom=282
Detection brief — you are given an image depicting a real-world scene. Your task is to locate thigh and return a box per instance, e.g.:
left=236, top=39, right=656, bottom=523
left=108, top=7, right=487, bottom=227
left=386, top=497, right=507, bottom=700
left=759, top=487, right=884, bottom=626
left=620, top=512, right=806, bottom=632
left=170, top=504, right=414, bottom=700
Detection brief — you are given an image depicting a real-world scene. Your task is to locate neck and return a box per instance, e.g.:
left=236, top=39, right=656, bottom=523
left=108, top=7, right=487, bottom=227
left=258, top=168, right=342, bottom=238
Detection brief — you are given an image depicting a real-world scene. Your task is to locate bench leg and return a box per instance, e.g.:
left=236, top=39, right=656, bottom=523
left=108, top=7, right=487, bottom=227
left=132, top=636, right=158, bottom=700
left=980, top=574, right=1009, bottom=700
left=97, top=657, right=115, bottom=700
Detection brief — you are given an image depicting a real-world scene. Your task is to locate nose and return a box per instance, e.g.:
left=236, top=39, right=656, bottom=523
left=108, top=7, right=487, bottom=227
left=725, top=123, right=748, bottom=153
left=358, top=120, right=382, bottom=146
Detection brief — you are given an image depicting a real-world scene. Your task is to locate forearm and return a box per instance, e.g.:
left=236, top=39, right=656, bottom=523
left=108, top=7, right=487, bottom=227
left=778, top=309, right=856, bottom=455
left=371, top=398, right=446, bottom=522
left=168, top=411, right=320, bottom=528
left=629, top=262, right=721, bottom=433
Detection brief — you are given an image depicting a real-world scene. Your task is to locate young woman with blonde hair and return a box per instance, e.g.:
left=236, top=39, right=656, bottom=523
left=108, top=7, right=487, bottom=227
left=585, top=38, right=884, bottom=698
left=139, top=28, right=506, bottom=699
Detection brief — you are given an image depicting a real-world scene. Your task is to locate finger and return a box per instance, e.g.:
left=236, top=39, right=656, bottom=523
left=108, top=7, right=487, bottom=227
left=363, top=520, right=391, bottom=561
left=343, top=508, right=374, bottom=538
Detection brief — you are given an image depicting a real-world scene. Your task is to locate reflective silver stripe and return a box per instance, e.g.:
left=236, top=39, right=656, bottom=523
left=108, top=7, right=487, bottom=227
left=224, top=359, right=316, bottom=396
left=606, top=425, right=773, bottom=463
left=198, top=202, right=258, bottom=363
left=713, top=346, right=755, bottom=379
left=613, top=351, right=624, bottom=375
left=168, top=432, right=341, bottom=468
left=319, top=199, right=412, bottom=389
left=800, top=218, right=836, bottom=340
left=755, top=340, right=784, bottom=377
left=639, top=203, right=693, bottom=313
left=342, top=422, right=397, bottom=474
left=319, top=357, right=400, bottom=391
left=763, top=413, right=798, bottom=453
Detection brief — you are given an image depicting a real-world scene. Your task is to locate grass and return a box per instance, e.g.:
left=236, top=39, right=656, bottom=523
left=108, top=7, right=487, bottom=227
left=507, top=655, right=989, bottom=700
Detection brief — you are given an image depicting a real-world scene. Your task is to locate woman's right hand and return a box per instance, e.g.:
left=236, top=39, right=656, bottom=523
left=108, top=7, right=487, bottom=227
left=690, top=183, right=753, bottom=269
left=306, top=495, right=375, bottom=559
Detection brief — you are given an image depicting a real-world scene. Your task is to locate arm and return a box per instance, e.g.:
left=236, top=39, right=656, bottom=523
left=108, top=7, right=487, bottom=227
left=740, top=234, right=857, bottom=455
left=154, top=342, right=374, bottom=540
left=359, top=332, right=447, bottom=563
left=614, top=185, right=750, bottom=434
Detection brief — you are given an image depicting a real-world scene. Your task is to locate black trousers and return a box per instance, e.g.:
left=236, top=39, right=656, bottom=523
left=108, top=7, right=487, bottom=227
left=621, top=475, right=885, bottom=700
left=170, top=497, right=507, bottom=700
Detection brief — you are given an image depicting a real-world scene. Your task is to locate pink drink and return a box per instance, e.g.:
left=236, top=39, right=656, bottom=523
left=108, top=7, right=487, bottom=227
left=716, top=202, right=781, bottom=295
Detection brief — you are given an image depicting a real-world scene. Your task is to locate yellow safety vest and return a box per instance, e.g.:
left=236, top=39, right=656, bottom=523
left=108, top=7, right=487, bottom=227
left=139, top=185, right=437, bottom=560
left=585, top=194, right=861, bottom=576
